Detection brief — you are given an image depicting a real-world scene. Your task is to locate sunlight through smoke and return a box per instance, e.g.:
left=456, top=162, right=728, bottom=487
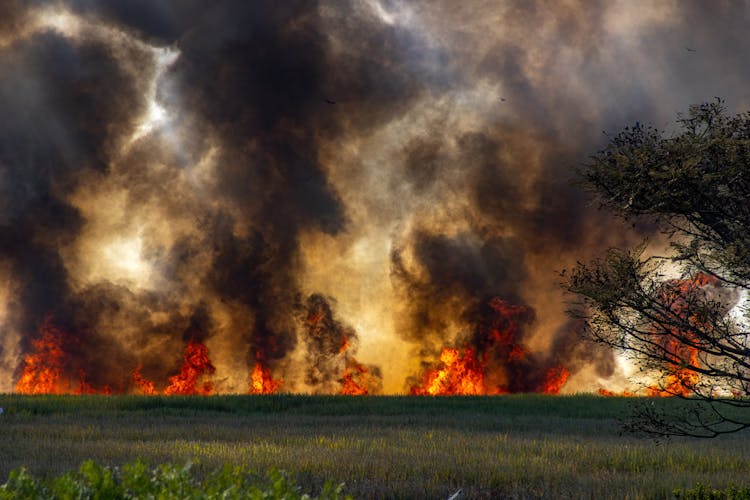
left=130, top=47, right=180, bottom=143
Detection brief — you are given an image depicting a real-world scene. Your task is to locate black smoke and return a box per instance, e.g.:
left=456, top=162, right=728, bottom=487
left=2, top=1, right=749, bottom=393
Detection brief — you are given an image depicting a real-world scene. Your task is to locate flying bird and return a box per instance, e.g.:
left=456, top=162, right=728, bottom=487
left=324, top=98, right=336, bottom=104
left=685, top=47, right=697, bottom=52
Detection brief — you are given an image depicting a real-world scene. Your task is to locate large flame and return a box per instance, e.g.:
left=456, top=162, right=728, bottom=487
left=131, top=341, right=218, bottom=395
left=646, top=274, right=718, bottom=397
left=541, top=366, right=571, bottom=395
left=339, top=362, right=372, bottom=395
left=15, top=318, right=112, bottom=394
left=410, top=298, right=571, bottom=395
left=15, top=318, right=69, bottom=394
left=163, top=340, right=216, bottom=395
left=410, top=347, right=486, bottom=395
left=599, top=274, right=719, bottom=397
left=249, top=360, right=283, bottom=394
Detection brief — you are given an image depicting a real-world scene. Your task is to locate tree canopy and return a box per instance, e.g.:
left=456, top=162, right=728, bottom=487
left=567, top=100, right=750, bottom=437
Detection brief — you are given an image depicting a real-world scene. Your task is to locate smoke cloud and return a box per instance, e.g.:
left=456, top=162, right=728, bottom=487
left=1, top=1, right=748, bottom=393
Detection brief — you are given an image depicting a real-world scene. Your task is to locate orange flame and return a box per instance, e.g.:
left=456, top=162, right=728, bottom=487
left=75, top=369, right=111, bottom=395
left=339, top=362, right=370, bottom=395
left=596, top=274, right=719, bottom=398
left=163, top=340, right=216, bottom=395
left=131, top=365, right=157, bottom=395
left=646, top=274, right=717, bottom=397
left=541, top=366, right=570, bottom=395
left=597, top=388, right=636, bottom=397
left=15, top=319, right=69, bottom=394
left=410, top=298, right=570, bottom=395
left=339, top=335, right=350, bottom=354
left=411, top=347, right=486, bottom=395
left=249, top=361, right=283, bottom=394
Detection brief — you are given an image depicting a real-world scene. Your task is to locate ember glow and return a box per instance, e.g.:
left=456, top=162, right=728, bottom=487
left=1, top=3, right=747, bottom=396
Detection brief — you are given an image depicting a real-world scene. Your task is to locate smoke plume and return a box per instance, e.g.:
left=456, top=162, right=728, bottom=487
left=1, top=1, right=748, bottom=393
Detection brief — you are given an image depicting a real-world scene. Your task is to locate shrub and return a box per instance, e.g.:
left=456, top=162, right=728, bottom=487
left=0, top=460, right=351, bottom=499
left=673, top=483, right=750, bottom=500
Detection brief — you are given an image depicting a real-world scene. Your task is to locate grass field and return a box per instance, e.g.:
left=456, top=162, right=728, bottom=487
left=0, top=394, right=748, bottom=498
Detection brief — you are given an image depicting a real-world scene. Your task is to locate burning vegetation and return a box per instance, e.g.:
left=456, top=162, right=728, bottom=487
left=645, top=274, right=719, bottom=398
left=597, top=274, right=722, bottom=398
left=249, top=361, right=282, bottom=395
left=6, top=3, right=738, bottom=398
left=410, top=299, right=570, bottom=395
left=15, top=296, right=577, bottom=396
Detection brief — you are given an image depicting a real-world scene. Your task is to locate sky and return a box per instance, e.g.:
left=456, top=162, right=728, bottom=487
left=0, top=0, right=749, bottom=394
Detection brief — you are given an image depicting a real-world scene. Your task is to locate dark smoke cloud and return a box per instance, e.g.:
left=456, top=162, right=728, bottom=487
left=1, top=1, right=749, bottom=393
left=0, top=24, right=146, bottom=364
left=301, top=293, right=382, bottom=394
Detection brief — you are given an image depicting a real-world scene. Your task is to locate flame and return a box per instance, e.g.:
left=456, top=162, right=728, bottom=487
left=540, top=366, right=570, bottom=395
left=339, top=335, right=350, bottom=354
left=249, top=361, right=283, bottom=394
left=597, top=274, right=719, bottom=398
left=131, top=365, right=157, bottom=395
left=75, top=369, right=111, bottom=395
left=14, top=319, right=113, bottom=395
left=163, top=340, right=216, bottom=395
left=15, top=320, right=295, bottom=396
left=646, top=321, right=701, bottom=398
left=410, top=347, right=486, bottom=395
left=15, top=319, right=69, bottom=394
left=410, top=298, right=570, bottom=395
left=646, top=274, right=718, bottom=397
left=16, top=299, right=572, bottom=396
left=597, top=388, right=636, bottom=397
left=339, top=362, right=371, bottom=395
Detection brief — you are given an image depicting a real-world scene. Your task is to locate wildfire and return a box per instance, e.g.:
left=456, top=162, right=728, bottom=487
left=17, top=298, right=573, bottom=397
left=339, top=362, right=371, bottom=395
left=410, top=347, right=486, bottom=395
left=597, top=388, right=636, bottom=397
left=249, top=361, right=283, bottom=394
left=541, top=366, right=570, bottom=395
left=131, top=365, right=157, bottom=395
left=410, top=298, right=571, bottom=395
left=15, top=319, right=69, bottom=394
left=596, top=274, right=719, bottom=398
left=15, top=319, right=112, bottom=395
left=163, top=340, right=216, bottom=395
left=77, top=369, right=112, bottom=395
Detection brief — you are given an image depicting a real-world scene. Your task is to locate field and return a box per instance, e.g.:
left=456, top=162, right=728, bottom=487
left=0, top=394, right=749, bottom=498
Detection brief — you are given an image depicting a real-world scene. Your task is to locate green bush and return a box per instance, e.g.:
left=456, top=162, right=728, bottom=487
left=674, top=483, right=750, bottom=499
left=0, top=460, right=351, bottom=500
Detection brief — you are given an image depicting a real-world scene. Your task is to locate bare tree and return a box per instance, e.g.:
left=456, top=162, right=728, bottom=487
left=566, top=99, right=750, bottom=437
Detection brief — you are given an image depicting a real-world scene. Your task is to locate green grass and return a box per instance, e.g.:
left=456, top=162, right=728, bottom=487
left=0, top=394, right=749, bottom=498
